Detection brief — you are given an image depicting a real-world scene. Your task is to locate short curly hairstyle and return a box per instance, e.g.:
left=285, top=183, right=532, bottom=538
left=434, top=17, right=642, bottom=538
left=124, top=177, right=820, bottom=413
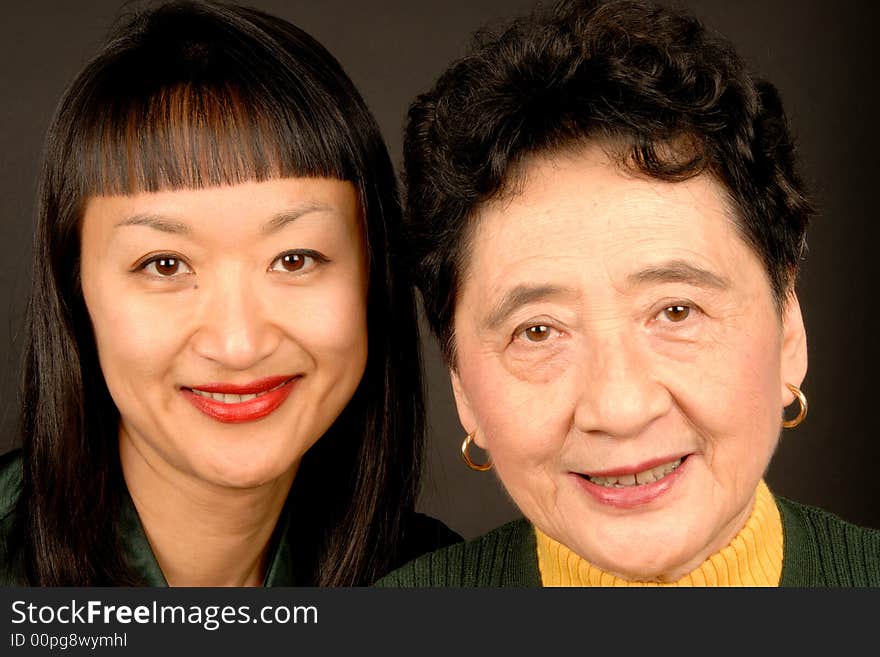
left=404, top=0, right=814, bottom=363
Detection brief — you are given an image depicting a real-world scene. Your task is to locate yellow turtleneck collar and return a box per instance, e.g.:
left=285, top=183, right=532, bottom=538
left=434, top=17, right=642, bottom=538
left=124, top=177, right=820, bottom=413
left=535, top=480, right=784, bottom=586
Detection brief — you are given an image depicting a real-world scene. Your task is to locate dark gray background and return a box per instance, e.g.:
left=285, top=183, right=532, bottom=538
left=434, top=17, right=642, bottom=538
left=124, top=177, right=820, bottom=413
left=1, top=0, right=878, bottom=538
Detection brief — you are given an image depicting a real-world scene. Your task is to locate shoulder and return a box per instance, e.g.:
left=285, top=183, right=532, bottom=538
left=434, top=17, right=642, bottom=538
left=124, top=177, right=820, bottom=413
left=777, top=495, right=880, bottom=586
left=393, top=510, right=464, bottom=569
left=375, top=517, right=541, bottom=587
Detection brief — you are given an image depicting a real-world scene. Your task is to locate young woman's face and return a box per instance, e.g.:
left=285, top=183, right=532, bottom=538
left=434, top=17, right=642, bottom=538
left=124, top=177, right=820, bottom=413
left=80, top=178, right=368, bottom=490
left=450, top=145, right=807, bottom=581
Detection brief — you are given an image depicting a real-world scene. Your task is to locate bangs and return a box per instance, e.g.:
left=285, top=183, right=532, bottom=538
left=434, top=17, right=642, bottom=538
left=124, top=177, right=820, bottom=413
left=62, top=5, right=358, bottom=197
left=77, top=82, right=351, bottom=196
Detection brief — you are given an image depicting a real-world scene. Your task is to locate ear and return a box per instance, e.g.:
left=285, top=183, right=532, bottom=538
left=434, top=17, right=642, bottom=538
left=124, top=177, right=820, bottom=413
left=449, top=367, right=485, bottom=448
left=780, top=289, right=808, bottom=404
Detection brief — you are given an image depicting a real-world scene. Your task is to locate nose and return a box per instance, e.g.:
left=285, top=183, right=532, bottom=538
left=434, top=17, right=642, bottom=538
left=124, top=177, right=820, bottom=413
left=189, top=269, right=281, bottom=371
left=572, top=331, right=672, bottom=438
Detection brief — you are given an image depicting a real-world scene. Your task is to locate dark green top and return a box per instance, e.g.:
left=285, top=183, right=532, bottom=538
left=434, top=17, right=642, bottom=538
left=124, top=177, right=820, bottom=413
left=376, top=497, right=880, bottom=587
left=0, top=449, right=460, bottom=586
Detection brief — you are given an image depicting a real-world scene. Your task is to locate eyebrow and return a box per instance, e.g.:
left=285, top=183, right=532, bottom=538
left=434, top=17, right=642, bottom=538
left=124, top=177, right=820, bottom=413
left=113, top=202, right=337, bottom=236
left=114, top=214, right=189, bottom=234
left=627, top=260, right=730, bottom=290
left=261, top=202, right=336, bottom=235
left=483, top=284, right=574, bottom=330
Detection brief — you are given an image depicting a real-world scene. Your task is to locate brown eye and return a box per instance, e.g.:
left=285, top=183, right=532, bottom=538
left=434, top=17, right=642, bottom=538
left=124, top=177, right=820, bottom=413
left=524, top=325, right=551, bottom=342
left=269, top=251, right=326, bottom=274
left=155, top=258, right=180, bottom=276
left=143, top=256, right=191, bottom=277
left=663, top=305, right=690, bottom=322
left=280, top=254, right=305, bottom=272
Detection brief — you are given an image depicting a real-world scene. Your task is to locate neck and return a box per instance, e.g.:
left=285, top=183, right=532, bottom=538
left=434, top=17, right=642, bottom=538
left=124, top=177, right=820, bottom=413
left=119, top=428, right=296, bottom=587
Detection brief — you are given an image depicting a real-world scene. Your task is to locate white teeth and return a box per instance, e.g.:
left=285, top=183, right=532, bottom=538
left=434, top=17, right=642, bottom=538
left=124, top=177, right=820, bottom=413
left=188, top=383, right=289, bottom=404
left=587, top=458, right=683, bottom=488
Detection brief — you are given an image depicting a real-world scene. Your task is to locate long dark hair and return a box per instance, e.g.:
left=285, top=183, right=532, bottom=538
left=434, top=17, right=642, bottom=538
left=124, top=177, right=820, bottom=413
left=14, top=0, right=424, bottom=585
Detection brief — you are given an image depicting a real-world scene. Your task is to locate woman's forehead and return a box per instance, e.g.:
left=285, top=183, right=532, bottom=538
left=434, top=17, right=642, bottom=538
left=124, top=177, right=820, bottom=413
left=471, top=149, right=736, bottom=261
left=462, top=146, right=761, bottom=300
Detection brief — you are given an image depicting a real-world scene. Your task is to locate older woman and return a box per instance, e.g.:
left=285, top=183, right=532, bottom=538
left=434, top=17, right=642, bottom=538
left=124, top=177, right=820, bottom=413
left=379, top=0, right=880, bottom=586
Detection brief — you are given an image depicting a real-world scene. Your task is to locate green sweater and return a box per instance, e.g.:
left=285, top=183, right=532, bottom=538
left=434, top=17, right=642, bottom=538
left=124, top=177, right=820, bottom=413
left=376, top=497, right=880, bottom=587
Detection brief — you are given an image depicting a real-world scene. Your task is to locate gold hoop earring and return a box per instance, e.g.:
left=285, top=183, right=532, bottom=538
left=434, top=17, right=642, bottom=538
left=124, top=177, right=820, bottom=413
left=461, top=431, right=492, bottom=471
left=782, top=383, right=808, bottom=428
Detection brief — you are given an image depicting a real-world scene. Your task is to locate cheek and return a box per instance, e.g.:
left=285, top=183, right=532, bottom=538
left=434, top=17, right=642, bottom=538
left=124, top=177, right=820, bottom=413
left=671, top=319, right=783, bottom=469
left=279, top=272, right=368, bottom=367
left=83, top=274, right=183, bottom=389
left=721, top=328, right=781, bottom=425
left=459, top=354, right=573, bottom=468
left=504, top=341, right=571, bottom=383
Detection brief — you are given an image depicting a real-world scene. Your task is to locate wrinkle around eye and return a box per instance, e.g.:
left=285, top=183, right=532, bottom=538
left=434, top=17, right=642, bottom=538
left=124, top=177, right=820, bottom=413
left=504, top=328, right=570, bottom=382
left=646, top=302, right=708, bottom=347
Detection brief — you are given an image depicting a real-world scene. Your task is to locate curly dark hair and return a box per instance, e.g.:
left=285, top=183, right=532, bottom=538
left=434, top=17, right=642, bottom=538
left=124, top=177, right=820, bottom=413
left=404, top=0, right=814, bottom=363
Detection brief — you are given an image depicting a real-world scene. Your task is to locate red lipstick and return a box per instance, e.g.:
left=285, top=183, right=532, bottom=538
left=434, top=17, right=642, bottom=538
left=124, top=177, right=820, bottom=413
left=181, top=375, right=297, bottom=423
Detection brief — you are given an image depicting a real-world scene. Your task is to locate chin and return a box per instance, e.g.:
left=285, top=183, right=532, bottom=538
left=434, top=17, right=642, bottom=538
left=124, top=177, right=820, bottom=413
left=595, top=550, right=692, bottom=583
left=197, top=449, right=297, bottom=490
left=571, top=524, right=707, bottom=583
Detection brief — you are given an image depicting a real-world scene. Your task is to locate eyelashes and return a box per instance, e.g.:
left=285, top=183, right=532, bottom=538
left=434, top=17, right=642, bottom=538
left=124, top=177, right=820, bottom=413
left=510, top=301, right=702, bottom=348
left=133, top=249, right=329, bottom=280
left=140, top=255, right=193, bottom=278
left=515, top=323, right=562, bottom=344
left=268, top=250, right=329, bottom=274
left=650, top=301, right=706, bottom=334
left=654, top=304, right=693, bottom=324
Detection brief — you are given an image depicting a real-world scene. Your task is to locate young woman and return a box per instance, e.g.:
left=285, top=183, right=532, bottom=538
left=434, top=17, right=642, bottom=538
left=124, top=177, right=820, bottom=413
left=0, top=0, right=457, bottom=586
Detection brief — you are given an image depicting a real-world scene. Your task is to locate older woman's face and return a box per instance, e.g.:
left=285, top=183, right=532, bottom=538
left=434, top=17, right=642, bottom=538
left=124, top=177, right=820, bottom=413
left=80, top=178, right=368, bottom=491
left=451, top=145, right=807, bottom=581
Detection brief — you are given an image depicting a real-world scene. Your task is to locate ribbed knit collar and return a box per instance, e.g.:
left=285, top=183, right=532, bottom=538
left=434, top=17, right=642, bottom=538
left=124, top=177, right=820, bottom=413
left=535, top=480, right=783, bottom=586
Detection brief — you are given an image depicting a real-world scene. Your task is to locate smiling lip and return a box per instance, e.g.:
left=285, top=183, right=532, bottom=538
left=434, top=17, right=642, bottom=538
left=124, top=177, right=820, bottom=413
left=181, top=376, right=298, bottom=423
left=573, top=454, right=692, bottom=509
left=585, top=454, right=690, bottom=479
